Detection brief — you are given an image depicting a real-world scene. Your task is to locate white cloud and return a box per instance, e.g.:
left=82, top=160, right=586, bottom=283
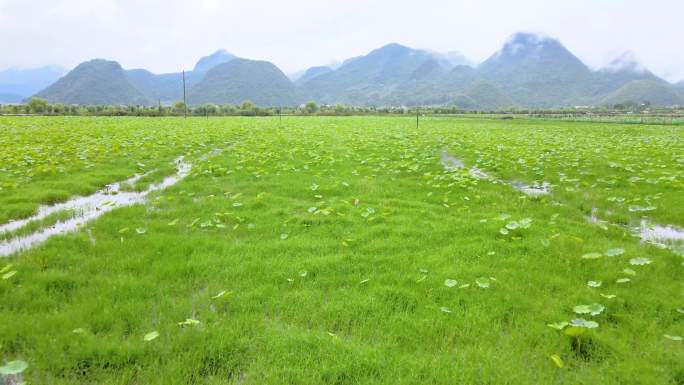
left=0, top=0, right=682, bottom=82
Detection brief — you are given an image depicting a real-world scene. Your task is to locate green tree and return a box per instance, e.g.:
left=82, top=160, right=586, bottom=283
left=304, top=101, right=318, bottom=114
left=221, top=104, right=236, bottom=115
left=173, top=101, right=186, bottom=114
left=334, top=103, right=347, bottom=114
left=204, top=103, right=218, bottom=115
left=28, top=97, right=49, bottom=114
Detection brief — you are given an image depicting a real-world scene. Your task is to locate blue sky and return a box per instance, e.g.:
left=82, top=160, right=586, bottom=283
left=1, top=0, right=682, bottom=82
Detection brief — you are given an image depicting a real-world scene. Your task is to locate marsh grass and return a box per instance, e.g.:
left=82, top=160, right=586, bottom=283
left=0, top=116, right=682, bottom=384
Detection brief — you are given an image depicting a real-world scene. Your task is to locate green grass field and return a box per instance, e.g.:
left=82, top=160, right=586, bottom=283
left=0, top=116, right=682, bottom=384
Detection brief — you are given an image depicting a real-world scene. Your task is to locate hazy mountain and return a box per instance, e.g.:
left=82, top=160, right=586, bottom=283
left=295, top=66, right=333, bottom=84
left=430, top=50, right=472, bottom=68
left=588, top=52, right=663, bottom=98
left=385, top=61, right=511, bottom=109
left=0, top=93, right=23, bottom=103
left=127, top=50, right=238, bottom=103
left=300, top=43, right=449, bottom=105
left=677, top=79, right=684, bottom=88
left=602, top=52, right=650, bottom=74
left=474, top=35, right=678, bottom=107
left=126, top=69, right=184, bottom=103
left=385, top=59, right=452, bottom=105
left=457, top=81, right=514, bottom=110
left=478, top=32, right=594, bottom=107
left=35, top=59, right=150, bottom=105
left=288, top=69, right=306, bottom=82
left=0, top=65, right=66, bottom=103
left=601, top=80, right=684, bottom=106
left=193, top=49, right=237, bottom=73
left=26, top=35, right=683, bottom=108
left=187, top=58, right=298, bottom=106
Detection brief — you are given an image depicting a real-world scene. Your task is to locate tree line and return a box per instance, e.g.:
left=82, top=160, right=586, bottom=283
left=1, top=97, right=682, bottom=118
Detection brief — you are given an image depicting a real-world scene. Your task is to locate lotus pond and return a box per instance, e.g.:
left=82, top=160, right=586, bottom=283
left=0, top=116, right=682, bottom=384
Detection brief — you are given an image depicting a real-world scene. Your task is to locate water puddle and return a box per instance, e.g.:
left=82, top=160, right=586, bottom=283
left=0, top=157, right=191, bottom=257
left=439, top=151, right=464, bottom=170
left=510, top=181, right=552, bottom=197
left=586, top=207, right=609, bottom=230
left=469, top=167, right=492, bottom=180
left=638, top=220, right=684, bottom=248
left=0, top=173, right=150, bottom=235
left=586, top=209, right=683, bottom=257
left=439, top=150, right=549, bottom=196
left=200, top=147, right=224, bottom=161
left=438, top=152, right=682, bottom=258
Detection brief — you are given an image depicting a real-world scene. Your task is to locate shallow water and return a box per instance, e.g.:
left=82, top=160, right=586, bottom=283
left=439, top=150, right=549, bottom=196
left=0, top=173, right=150, bottom=235
left=638, top=220, right=684, bottom=247
left=510, top=181, right=552, bottom=197
left=585, top=207, right=610, bottom=230
left=0, top=157, right=190, bottom=257
left=439, top=150, right=464, bottom=170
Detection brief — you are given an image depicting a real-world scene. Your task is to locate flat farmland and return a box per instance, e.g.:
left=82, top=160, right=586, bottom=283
left=0, top=116, right=682, bottom=384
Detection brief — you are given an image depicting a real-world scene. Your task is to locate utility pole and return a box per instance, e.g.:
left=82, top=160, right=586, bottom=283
left=182, top=70, right=187, bottom=118
left=416, top=107, right=419, bottom=129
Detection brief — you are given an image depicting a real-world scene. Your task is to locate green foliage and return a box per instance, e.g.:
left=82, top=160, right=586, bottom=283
left=27, top=97, right=48, bottom=113
left=304, top=101, right=318, bottom=114
left=0, top=116, right=682, bottom=384
left=172, top=101, right=186, bottom=113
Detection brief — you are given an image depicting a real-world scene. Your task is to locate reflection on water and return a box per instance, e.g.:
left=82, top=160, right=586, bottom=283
left=440, top=150, right=550, bottom=196
left=0, top=157, right=190, bottom=257
left=639, top=220, right=684, bottom=248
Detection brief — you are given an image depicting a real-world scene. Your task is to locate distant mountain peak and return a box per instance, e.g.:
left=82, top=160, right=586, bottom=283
left=507, top=31, right=554, bottom=43
left=68, top=59, right=126, bottom=73
left=368, top=43, right=413, bottom=57
left=35, top=58, right=149, bottom=105
left=491, top=32, right=561, bottom=59
left=378, top=42, right=409, bottom=50
left=603, top=52, right=649, bottom=74
left=188, top=58, right=296, bottom=106
left=193, top=50, right=237, bottom=73
left=478, top=32, right=595, bottom=107
left=84, top=58, right=118, bottom=66
left=20, top=32, right=682, bottom=108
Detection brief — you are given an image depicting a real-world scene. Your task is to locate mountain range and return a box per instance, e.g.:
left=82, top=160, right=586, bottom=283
left=9, top=32, right=684, bottom=108
left=0, top=66, right=66, bottom=103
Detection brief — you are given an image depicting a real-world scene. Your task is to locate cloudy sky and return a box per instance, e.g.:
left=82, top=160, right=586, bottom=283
left=1, top=0, right=683, bottom=82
